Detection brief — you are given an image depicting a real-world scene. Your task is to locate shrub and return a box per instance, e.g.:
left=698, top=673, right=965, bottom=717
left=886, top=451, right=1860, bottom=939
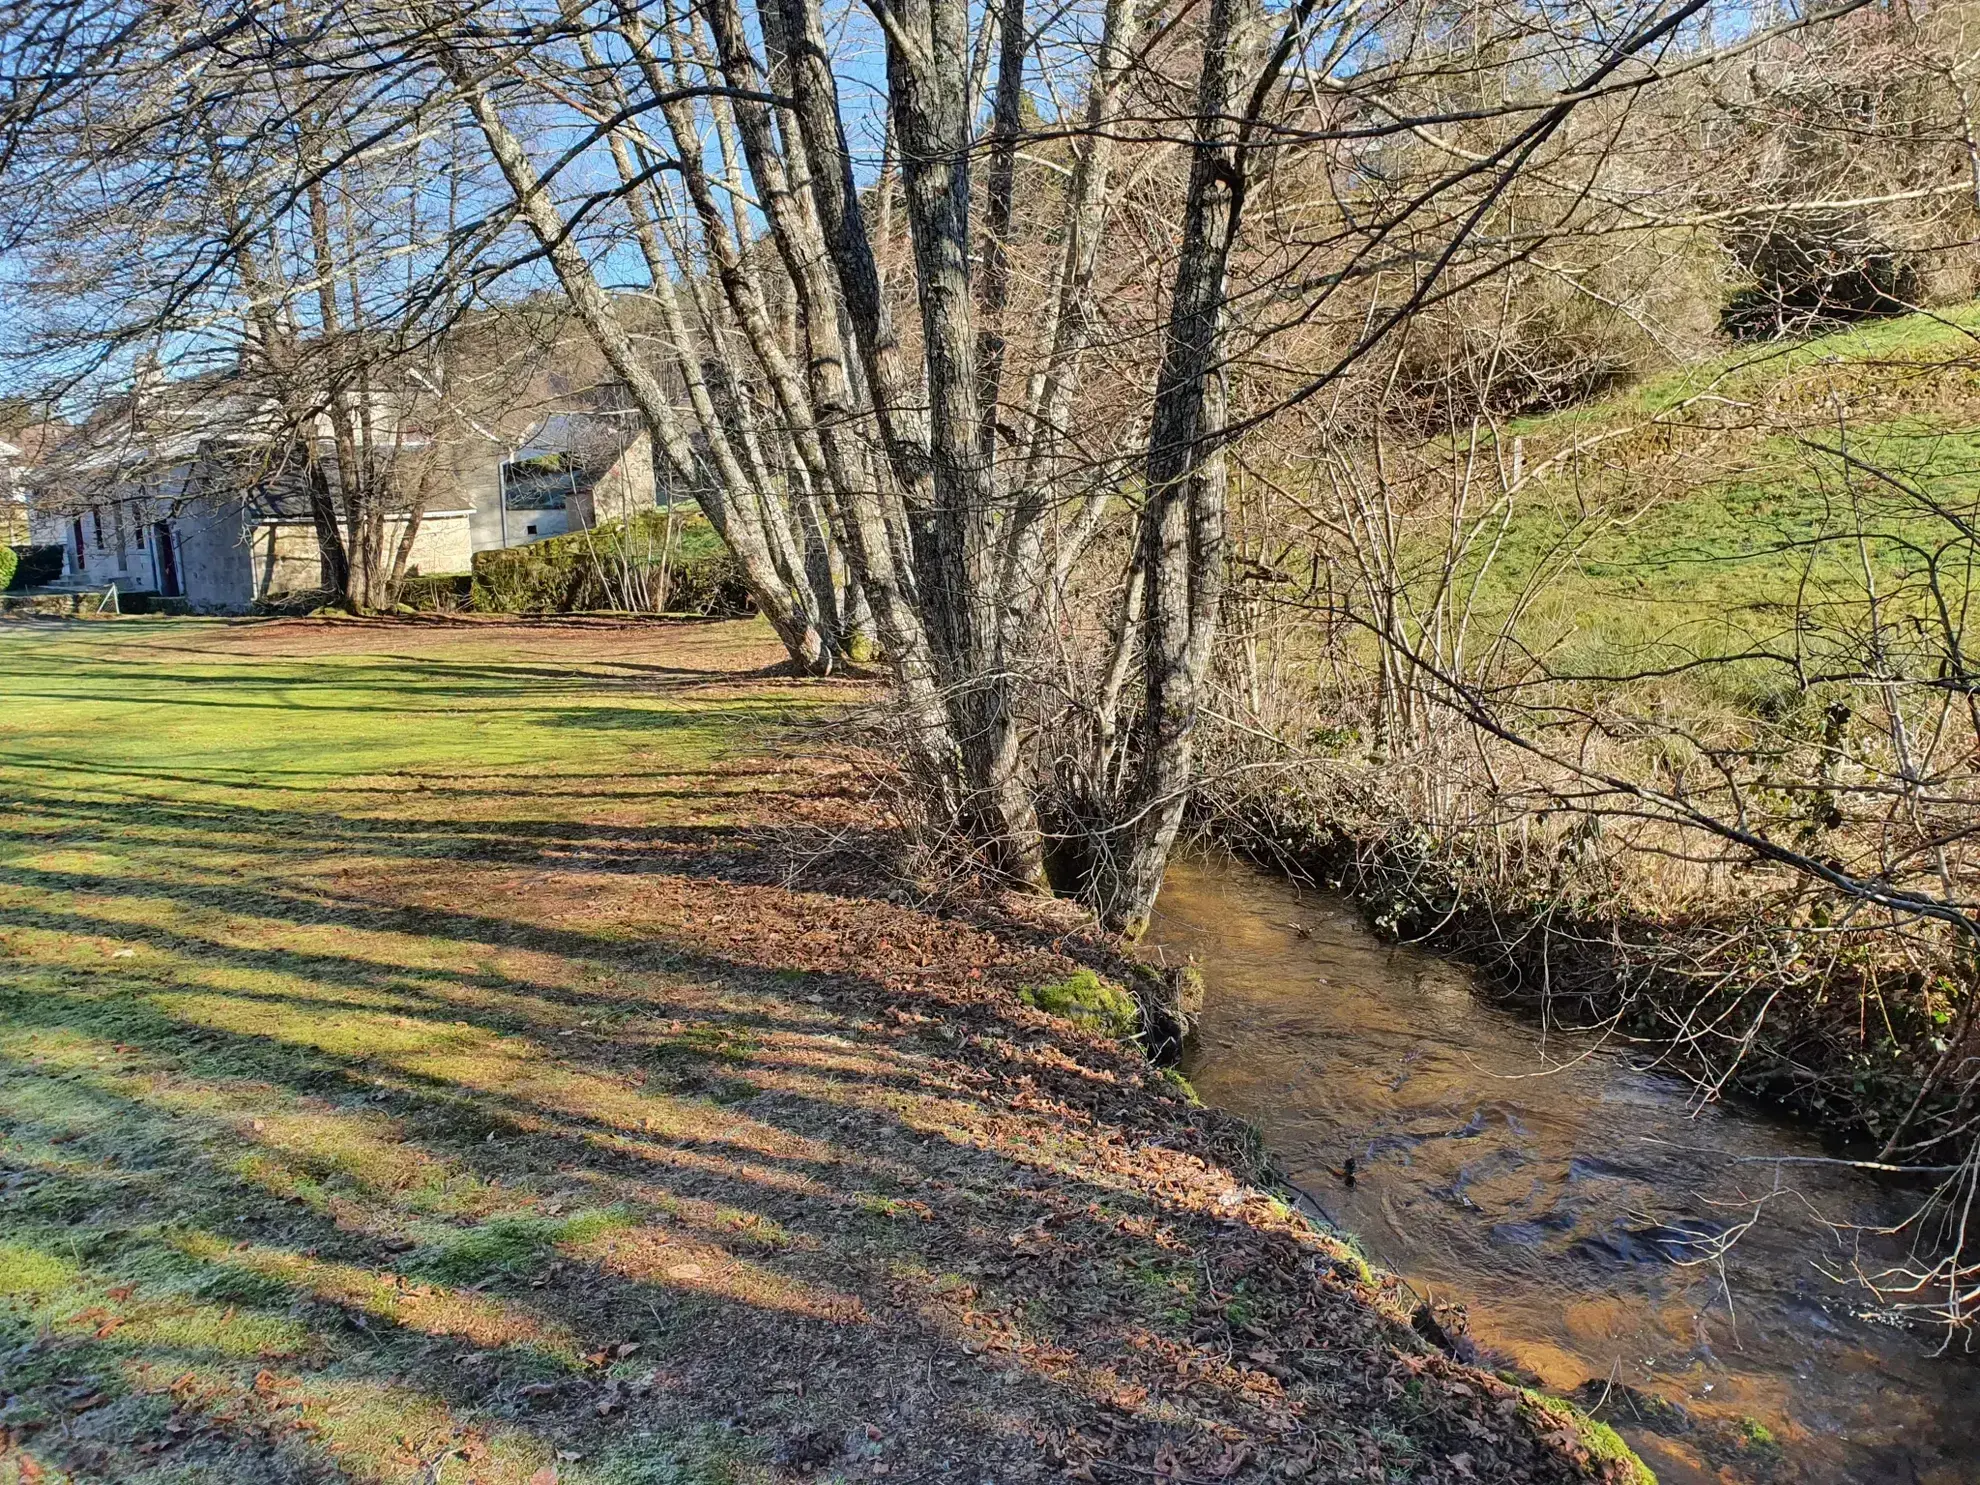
left=661, top=549, right=755, bottom=617
left=8, top=545, right=65, bottom=589
left=398, top=573, right=474, bottom=613
left=1722, top=216, right=1920, bottom=340
left=470, top=511, right=751, bottom=616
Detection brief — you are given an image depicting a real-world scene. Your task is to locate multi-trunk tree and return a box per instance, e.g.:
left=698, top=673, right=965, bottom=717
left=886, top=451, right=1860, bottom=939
left=0, top=0, right=1876, bottom=931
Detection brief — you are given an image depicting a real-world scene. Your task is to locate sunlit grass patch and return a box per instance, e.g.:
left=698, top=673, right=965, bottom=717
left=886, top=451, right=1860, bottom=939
left=227, top=1110, right=508, bottom=1219
left=0, top=622, right=907, bottom=1479
left=0, top=1240, right=80, bottom=1296
left=115, top=1287, right=317, bottom=1360
left=283, top=1374, right=566, bottom=1484
left=212, top=1242, right=584, bottom=1364
left=418, top=1207, right=635, bottom=1283
left=576, top=1222, right=866, bottom=1324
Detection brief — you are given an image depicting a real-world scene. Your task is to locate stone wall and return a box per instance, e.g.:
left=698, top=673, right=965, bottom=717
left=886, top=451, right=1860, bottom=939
left=250, top=511, right=474, bottom=600
left=567, top=430, right=657, bottom=530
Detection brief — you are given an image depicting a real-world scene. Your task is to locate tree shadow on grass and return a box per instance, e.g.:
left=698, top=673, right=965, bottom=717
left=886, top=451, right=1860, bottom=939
left=0, top=624, right=1591, bottom=1485
left=0, top=754, right=745, bottom=800
left=0, top=883, right=1348, bottom=1485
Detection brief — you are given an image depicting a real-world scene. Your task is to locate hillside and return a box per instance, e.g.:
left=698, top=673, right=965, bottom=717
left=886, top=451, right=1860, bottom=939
left=1453, top=306, right=1980, bottom=702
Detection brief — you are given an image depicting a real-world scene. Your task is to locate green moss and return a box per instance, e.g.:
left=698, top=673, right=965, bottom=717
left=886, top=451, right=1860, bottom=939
left=0, top=1241, right=80, bottom=1296
left=1520, top=1390, right=1657, bottom=1485
left=1019, top=969, right=1138, bottom=1037
left=1737, top=1416, right=1780, bottom=1452
left=1160, top=1067, right=1203, bottom=1105
left=1117, top=1253, right=1197, bottom=1325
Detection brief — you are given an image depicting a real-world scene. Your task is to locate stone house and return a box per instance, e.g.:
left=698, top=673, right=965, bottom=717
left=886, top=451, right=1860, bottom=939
left=19, top=366, right=665, bottom=607
left=486, top=411, right=657, bottom=549
left=24, top=384, right=476, bottom=612
left=34, top=462, right=475, bottom=612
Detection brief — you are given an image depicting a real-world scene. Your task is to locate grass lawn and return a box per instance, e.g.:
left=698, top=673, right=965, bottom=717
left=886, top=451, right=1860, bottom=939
left=0, top=617, right=1618, bottom=1485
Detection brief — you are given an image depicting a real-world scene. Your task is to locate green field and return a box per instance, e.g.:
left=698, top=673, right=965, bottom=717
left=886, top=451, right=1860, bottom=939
left=1380, top=308, right=1980, bottom=709
left=0, top=618, right=840, bottom=1484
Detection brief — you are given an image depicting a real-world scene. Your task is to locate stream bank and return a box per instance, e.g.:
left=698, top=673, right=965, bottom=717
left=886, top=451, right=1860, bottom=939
left=1143, top=854, right=1980, bottom=1485
left=0, top=616, right=1634, bottom=1485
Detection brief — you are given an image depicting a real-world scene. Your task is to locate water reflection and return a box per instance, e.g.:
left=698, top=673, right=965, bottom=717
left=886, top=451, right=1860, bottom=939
left=1146, top=856, right=1980, bottom=1485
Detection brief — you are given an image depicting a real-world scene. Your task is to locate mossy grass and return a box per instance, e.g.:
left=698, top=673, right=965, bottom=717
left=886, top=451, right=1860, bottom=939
left=1019, top=967, right=1139, bottom=1036
left=1519, top=1389, right=1658, bottom=1485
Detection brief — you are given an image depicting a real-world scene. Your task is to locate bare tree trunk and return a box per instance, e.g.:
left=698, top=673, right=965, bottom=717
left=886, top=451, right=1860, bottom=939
left=305, top=458, right=351, bottom=596
left=1100, top=0, right=1251, bottom=933
left=975, top=0, right=1026, bottom=464
left=442, top=50, right=834, bottom=673
left=859, top=0, right=1045, bottom=883
left=303, top=173, right=384, bottom=610
left=697, top=0, right=968, bottom=814
left=767, top=0, right=931, bottom=494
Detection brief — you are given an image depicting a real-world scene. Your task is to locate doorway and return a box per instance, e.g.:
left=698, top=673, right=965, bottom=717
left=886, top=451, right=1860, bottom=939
left=153, top=523, right=180, bottom=597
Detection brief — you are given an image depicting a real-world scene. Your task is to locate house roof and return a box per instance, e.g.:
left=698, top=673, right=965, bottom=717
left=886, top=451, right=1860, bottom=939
left=503, top=410, right=643, bottom=510
left=239, top=469, right=441, bottom=521
left=252, top=507, right=473, bottom=526
left=36, top=367, right=431, bottom=490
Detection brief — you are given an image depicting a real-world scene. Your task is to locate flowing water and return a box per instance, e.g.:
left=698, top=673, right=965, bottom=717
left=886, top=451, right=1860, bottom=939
left=1144, top=856, right=1980, bottom=1484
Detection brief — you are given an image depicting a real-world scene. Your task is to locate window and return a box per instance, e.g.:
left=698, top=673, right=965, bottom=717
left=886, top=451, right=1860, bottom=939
left=91, top=508, right=104, bottom=548
left=134, top=519, right=144, bottom=550
left=526, top=523, right=538, bottom=536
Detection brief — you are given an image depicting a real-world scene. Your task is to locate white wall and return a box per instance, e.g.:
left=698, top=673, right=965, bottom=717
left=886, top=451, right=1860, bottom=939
left=248, top=511, right=475, bottom=602
left=50, top=499, right=162, bottom=590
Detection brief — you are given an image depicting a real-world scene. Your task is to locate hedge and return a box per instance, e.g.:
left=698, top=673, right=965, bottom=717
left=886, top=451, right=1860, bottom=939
left=469, top=511, right=752, bottom=617
left=399, top=573, right=475, bottom=613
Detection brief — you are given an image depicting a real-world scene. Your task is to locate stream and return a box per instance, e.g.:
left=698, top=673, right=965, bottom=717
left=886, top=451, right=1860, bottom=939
left=1143, top=855, right=1980, bottom=1484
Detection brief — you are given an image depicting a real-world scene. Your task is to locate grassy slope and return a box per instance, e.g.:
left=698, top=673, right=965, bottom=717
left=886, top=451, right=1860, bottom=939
left=0, top=618, right=1627, bottom=1485
left=1451, top=306, right=1980, bottom=698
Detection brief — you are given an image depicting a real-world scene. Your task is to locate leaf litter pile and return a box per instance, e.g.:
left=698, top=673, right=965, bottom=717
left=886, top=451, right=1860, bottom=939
left=0, top=617, right=1642, bottom=1484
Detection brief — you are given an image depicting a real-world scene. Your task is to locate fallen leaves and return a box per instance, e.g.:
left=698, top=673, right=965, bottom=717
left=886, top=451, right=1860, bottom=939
left=0, top=624, right=1621, bottom=1485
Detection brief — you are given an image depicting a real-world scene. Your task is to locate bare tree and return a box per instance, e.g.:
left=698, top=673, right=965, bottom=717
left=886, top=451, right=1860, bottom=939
left=0, top=0, right=1910, bottom=931
left=0, top=0, right=548, bottom=610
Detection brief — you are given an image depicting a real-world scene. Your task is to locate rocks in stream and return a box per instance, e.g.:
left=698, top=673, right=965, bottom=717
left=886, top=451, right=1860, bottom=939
left=1128, top=963, right=1206, bottom=1064
left=1409, top=1300, right=1481, bottom=1364
left=1571, top=1379, right=1693, bottom=1434
left=1570, top=1219, right=1730, bottom=1266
